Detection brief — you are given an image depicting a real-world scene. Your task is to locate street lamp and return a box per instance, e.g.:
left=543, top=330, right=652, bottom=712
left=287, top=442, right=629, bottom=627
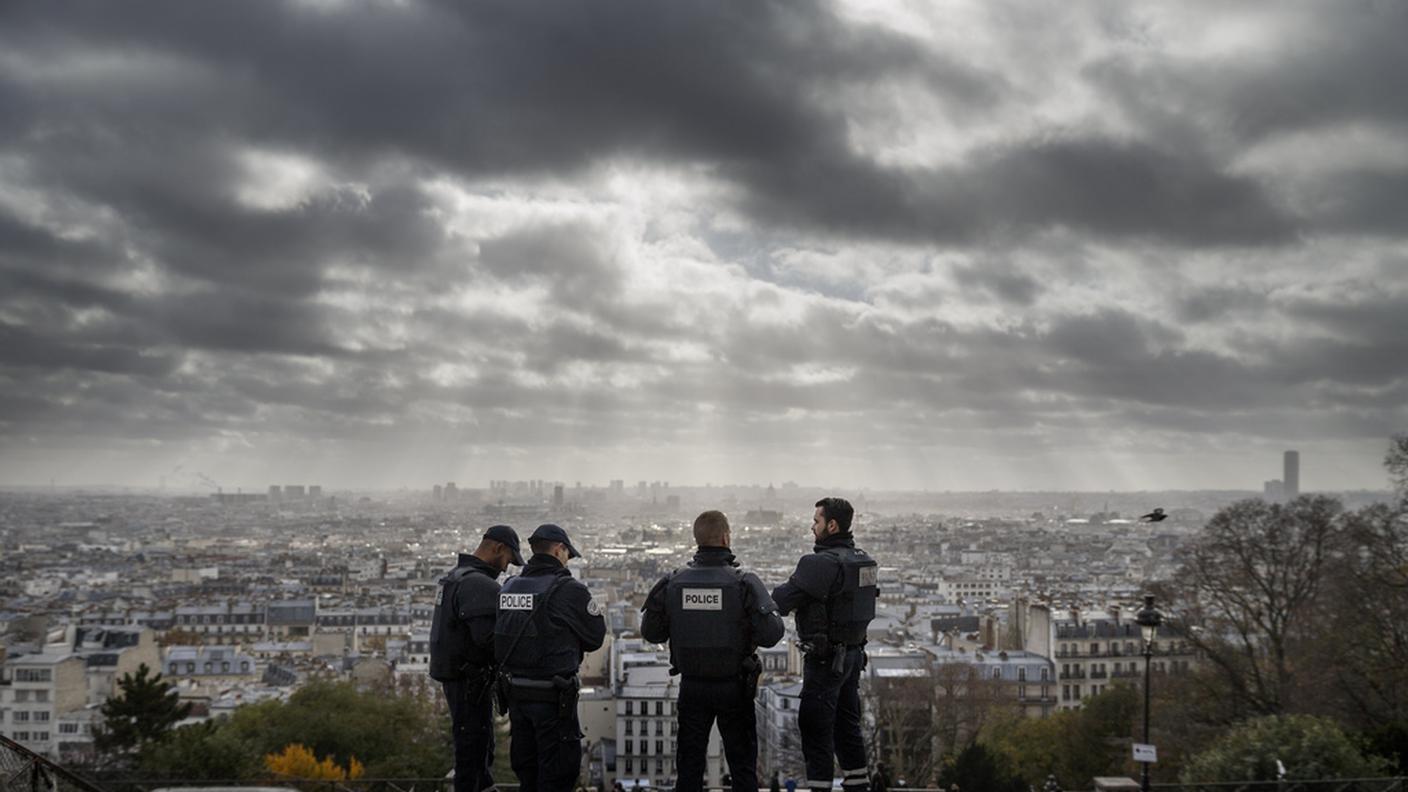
left=1135, top=594, right=1164, bottom=792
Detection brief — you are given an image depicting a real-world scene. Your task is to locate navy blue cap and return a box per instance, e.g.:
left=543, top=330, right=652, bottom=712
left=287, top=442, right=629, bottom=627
left=484, top=524, right=525, bottom=566
left=530, top=523, right=581, bottom=559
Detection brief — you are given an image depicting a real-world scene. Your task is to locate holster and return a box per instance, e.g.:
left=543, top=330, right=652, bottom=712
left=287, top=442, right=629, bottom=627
left=830, top=647, right=846, bottom=675
left=493, top=671, right=512, bottom=715
left=800, top=634, right=833, bottom=661
left=552, top=674, right=580, bottom=720
left=740, top=654, right=762, bottom=698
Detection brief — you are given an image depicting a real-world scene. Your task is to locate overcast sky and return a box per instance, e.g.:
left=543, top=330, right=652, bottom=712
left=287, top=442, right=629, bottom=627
left=1, top=0, right=1405, bottom=492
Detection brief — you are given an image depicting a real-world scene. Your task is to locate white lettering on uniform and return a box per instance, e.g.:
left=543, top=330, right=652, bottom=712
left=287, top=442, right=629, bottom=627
left=434, top=586, right=445, bottom=606
left=681, top=589, right=723, bottom=610
left=500, top=593, right=535, bottom=610
left=858, top=566, right=878, bottom=588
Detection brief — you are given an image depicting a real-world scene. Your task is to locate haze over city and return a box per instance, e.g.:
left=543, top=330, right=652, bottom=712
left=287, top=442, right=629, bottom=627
left=2, top=1, right=1406, bottom=492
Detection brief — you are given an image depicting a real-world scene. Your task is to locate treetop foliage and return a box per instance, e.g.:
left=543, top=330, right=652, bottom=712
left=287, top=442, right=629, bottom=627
left=96, top=663, right=192, bottom=759
left=136, top=680, right=449, bottom=780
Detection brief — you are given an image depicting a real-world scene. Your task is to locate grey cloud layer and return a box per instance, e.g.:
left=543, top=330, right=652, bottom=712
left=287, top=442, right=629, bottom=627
left=0, top=0, right=1405, bottom=488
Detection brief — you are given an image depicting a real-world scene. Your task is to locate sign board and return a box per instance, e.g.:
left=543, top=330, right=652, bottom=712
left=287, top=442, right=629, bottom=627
left=500, top=593, right=535, bottom=610
left=1132, top=743, right=1158, bottom=764
left=681, top=589, right=723, bottom=610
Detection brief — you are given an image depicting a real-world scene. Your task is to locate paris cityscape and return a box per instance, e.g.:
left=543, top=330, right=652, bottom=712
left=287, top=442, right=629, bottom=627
left=2, top=1, right=1407, bottom=790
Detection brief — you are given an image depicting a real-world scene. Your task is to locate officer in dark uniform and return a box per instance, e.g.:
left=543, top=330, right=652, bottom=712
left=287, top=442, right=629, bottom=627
left=495, top=524, right=606, bottom=792
left=772, top=497, right=878, bottom=792
left=430, top=524, right=526, bottom=792
left=641, top=510, right=785, bottom=792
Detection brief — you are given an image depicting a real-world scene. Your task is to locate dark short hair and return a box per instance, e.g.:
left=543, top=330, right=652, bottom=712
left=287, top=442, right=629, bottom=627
left=815, top=497, right=854, bottom=532
left=693, top=510, right=730, bottom=546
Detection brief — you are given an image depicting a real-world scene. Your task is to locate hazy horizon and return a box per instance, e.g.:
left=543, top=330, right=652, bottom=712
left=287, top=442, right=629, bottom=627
left=2, top=2, right=1405, bottom=492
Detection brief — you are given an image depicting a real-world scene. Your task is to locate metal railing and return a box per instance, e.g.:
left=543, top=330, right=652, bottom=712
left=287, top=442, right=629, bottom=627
left=99, top=780, right=474, bottom=792
left=0, top=735, right=106, bottom=792
left=1150, top=780, right=1406, bottom=792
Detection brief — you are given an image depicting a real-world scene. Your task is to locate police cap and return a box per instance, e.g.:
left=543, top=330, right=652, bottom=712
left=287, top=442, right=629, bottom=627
left=530, top=523, right=582, bottom=559
left=484, top=524, right=526, bottom=566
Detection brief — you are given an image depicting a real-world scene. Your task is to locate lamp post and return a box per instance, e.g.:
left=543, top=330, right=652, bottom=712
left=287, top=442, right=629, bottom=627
left=1135, top=594, right=1164, bottom=792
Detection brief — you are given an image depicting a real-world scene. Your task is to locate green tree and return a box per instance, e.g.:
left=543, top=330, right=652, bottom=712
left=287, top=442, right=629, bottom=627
left=983, top=710, right=1068, bottom=787
left=983, top=685, right=1138, bottom=790
left=138, top=680, right=452, bottom=780
left=1180, top=714, right=1388, bottom=783
left=95, top=663, right=192, bottom=759
left=936, top=743, right=1025, bottom=792
left=139, top=719, right=257, bottom=780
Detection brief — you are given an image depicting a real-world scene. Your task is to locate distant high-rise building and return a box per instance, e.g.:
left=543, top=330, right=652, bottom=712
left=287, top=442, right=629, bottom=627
left=1264, top=479, right=1284, bottom=501
left=445, top=482, right=458, bottom=500
left=284, top=485, right=306, bottom=499
left=553, top=484, right=565, bottom=509
left=433, top=484, right=443, bottom=501
left=1284, top=450, right=1300, bottom=498
left=268, top=485, right=281, bottom=501
left=309, top=485, right=322, bottom=499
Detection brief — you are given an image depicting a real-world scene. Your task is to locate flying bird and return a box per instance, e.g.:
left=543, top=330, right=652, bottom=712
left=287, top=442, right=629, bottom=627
left=1139, top=508, right=1167, bottom=522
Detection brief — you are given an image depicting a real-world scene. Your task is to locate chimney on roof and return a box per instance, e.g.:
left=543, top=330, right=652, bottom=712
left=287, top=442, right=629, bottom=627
left=1109, top=605, right=1121, bottom=625
left=1070, top=607, right=1080, bottom=625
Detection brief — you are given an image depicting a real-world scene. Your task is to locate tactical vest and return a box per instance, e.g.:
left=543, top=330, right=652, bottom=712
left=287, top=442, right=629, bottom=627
left=665, top=564, right=748, bottom=678
left=428, top=565, right=495, bottom=681
left=821, top=546, right=878, bottom=645
left=494, top=574, right=578, bottom=678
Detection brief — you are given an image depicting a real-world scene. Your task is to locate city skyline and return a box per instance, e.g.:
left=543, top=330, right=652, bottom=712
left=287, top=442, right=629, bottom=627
left=2, top=2, right=1406, bottom=491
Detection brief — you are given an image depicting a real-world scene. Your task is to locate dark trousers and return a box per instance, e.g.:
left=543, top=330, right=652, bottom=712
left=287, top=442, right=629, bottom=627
left=443, top=678, right=496, bottom=792
left=676, top=675, right=759, bottom=792
left=799, top=646, right=868, bottom=792
left=508, top=697, right=583, bottom=792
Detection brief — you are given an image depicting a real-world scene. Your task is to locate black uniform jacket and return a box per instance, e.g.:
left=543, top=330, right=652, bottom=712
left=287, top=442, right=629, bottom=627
left=453, top=554, right=503, bottom=656
left=771, top=532, right=857, bottom=616
left=640, top=546, right=786, bottom=649
left=515, top=553, right=608, bottom=655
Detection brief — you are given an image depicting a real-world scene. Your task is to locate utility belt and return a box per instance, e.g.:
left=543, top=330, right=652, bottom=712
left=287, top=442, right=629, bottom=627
left=799, top=638, right=866, bottom=674
left=502, top=674, right=580, bottom=717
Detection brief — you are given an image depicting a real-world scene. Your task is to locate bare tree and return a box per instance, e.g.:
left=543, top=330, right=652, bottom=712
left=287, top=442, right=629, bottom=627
left=864, top=660, right=1019, bottom=786
left=1313, top=501, right=1408, bottom=728
left=866, top=674, right=940, bottom=785
left=1164, top=495, right=1345, bottom=719
left=1386, top=432, right=1408, bottom=498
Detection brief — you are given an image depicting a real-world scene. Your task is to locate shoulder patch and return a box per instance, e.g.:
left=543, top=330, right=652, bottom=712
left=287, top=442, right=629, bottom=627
left=586, top=598, right=602, bottom=617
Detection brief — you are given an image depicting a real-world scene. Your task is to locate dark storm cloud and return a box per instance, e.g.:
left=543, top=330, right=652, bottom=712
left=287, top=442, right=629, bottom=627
left=951, top=262, right=1041, bottom=306
left=0, top=0, right=1307, bottom=249
left=732, top=135, right=1296, bottom=246
left=0, top=322, right=178, bottom=377
left=1175, top=286, right=1270, bottom=324
left=1285, top=294, right=1408, bottom=346
left=1088, top=2, right=1408, bottom=145
left=0, top=0, right=1404, bottom=488
left=1309, top=171, right=1408, bottom=236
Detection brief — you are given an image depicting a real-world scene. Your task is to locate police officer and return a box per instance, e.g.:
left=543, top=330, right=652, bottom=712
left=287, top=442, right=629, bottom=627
left=772, top=498, right=878, bottom=792
left=430, top=524, right=526, bottom=792
left=641, top=510, right=785, bottom=792
left=495, top=524, right=606, bottom=792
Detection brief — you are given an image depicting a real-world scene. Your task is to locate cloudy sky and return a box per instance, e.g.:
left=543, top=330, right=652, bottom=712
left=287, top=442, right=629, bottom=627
left=1, top=0, right=1405, bottom=492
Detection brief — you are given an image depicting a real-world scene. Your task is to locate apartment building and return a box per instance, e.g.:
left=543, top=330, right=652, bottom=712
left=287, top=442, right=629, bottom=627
left=0, top=653, right=86, bottom=758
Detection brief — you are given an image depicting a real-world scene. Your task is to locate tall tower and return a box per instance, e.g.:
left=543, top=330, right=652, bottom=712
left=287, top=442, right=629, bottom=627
left=1283, top=450, right=1300, bottom=499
